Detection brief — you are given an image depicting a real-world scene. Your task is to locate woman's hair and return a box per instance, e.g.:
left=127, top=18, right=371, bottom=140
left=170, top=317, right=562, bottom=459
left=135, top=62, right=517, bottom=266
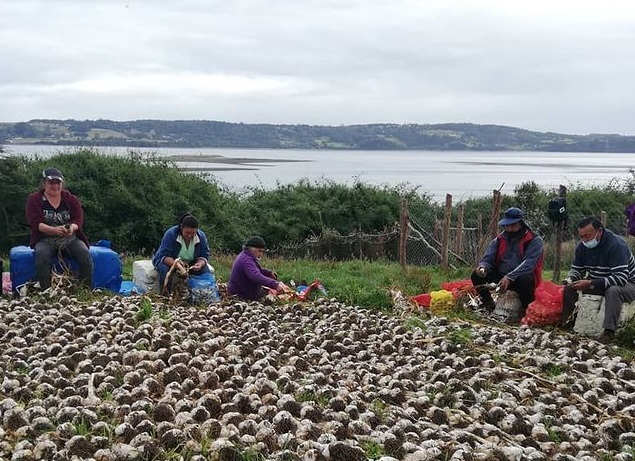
left=179, top=213, right=199, bottom=229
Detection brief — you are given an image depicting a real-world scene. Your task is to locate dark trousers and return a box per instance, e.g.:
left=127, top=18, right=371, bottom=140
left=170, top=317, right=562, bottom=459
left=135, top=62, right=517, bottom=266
left=471, top=269, right=537, bottom=309
left=35, top=239, right=93, bottom=290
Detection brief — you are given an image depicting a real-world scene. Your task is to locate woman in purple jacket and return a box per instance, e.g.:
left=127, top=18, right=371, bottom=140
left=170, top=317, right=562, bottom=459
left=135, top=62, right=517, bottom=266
left=227, top=236, right=289, bottom=300
left=25, top=167, right=93, bottom=290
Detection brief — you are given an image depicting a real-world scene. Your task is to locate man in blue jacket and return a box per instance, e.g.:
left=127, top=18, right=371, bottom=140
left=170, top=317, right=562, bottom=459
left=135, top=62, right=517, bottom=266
left=471, top=207, right=544, bottom=313
left=227, top=236, right=290, bottom=301
left=562, top=216, right=635, bottom=342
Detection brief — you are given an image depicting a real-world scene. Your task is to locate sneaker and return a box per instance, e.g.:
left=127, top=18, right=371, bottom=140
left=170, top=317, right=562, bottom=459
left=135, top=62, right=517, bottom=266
left=597, top=330, right=615, bottom=344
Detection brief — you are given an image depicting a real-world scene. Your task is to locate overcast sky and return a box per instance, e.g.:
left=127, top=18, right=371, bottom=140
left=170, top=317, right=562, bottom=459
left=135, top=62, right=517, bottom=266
left=2, top=0, right=635, bottom=135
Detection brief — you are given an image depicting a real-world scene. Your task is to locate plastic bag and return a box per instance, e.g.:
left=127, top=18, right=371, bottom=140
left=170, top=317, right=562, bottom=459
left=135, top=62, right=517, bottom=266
left=296, top=279, right=327, bottom=301
left=2, top=272, right=11, bottom=295
left=119, top=280, right=145, bottom=296
left=521, top=280, right=564, bottom=326
left=187, top=272, right=221, bottom=304
left=626, top=203, right=635, bottom=236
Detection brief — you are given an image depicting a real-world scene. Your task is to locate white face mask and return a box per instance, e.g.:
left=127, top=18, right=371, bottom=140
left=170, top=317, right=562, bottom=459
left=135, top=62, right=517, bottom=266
left=582, top=232, right=599, bottom=249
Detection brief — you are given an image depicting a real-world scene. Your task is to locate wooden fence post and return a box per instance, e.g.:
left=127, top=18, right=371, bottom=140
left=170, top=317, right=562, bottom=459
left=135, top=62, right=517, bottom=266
left=476, top=190, right=502, bottom=260
left=399, top=198, right=409, bottom=269
left=441, top=194, right=452, bottom=269
left=476, top=212, right=483, bottom=264
left=487, top=190, right=503, bottom=240
left=455, top=203, right=464, bottom=258
left=600, top=211, right=607, bottom=227
left=552, top=185, right=567, bottom=282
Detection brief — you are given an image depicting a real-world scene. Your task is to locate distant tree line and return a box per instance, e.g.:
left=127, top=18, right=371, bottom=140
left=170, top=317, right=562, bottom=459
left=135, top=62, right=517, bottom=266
left=2, top=119, right=635, bottom=152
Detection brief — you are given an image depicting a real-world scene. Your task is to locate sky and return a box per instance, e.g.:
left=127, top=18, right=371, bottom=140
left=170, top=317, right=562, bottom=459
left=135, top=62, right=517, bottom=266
left=2, top=0, right=635, bottom=135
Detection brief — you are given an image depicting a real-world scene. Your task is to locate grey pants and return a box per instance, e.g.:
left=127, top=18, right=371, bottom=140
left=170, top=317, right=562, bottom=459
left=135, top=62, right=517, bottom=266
left=35, top=238, right=93, bottom=290
left=563, top=282, right=635, bottom=330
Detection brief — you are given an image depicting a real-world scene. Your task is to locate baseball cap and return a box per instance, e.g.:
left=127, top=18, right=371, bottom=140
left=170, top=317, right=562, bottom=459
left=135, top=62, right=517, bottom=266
left=43, top=168, right=64, bottom=181
left=498, top=207, right=524, bottom=226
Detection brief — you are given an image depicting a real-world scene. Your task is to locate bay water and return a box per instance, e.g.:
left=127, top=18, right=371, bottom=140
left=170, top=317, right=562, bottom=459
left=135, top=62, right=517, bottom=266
left=5, top=144, right=635, bottom=203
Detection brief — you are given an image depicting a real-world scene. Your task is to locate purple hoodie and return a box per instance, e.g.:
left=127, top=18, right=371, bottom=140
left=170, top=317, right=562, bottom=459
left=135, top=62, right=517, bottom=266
left=227, top=249, right=279, bottom=300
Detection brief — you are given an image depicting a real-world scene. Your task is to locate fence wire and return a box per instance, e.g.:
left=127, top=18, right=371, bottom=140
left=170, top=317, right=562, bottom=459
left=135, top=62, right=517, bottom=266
left=270, top=228, right=400, bottom=261
left=267, top=186, right=635, bottom=276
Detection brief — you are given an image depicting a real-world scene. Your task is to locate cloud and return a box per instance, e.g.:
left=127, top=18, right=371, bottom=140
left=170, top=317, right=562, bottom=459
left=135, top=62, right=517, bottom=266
left=2, top=0, right=635, bottom=134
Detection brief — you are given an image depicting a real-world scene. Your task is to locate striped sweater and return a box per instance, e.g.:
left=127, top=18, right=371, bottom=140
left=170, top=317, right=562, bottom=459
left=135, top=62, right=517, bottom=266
left=567, top=229, right=635, bottom=288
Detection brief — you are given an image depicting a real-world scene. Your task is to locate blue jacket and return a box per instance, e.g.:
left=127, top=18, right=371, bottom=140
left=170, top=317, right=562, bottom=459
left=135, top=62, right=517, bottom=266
left=479, top=226, right=544, bottom=281
left=227, top=249, right=278, bottom=301
left=567, top=229, right=635, bottom=288
left=152, top=225, right=210, bottom=286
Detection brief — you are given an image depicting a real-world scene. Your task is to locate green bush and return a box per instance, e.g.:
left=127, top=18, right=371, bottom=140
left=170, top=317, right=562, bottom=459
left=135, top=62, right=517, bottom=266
left=0, top=151, right=419, bottom=254
left=2, top=148, right=635, bottom=260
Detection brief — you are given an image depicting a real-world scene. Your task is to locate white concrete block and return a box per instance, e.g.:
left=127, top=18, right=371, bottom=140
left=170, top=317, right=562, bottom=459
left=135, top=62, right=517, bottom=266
left=574, top=293, right=635, bottom=338
left=133, top=260, right=159, bottom=294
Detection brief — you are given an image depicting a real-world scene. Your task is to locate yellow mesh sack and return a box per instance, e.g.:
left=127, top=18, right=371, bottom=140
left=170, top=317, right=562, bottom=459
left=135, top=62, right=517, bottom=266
left=429, top=289, right=455, bottom=314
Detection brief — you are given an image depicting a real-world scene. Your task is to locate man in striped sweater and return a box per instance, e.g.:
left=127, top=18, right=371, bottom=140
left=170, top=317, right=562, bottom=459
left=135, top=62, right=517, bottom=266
left=562, top=216, right=635, bottom=342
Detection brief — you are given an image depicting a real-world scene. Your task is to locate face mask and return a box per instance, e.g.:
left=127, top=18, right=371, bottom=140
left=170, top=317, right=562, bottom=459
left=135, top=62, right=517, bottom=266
left=583, top=237, right=599, bottom=249
left=582, top=232, right=599, bottom=249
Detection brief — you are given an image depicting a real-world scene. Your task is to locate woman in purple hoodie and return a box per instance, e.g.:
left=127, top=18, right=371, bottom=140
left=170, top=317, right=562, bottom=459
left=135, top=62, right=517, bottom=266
left=227, top=236, right=289, bottom=300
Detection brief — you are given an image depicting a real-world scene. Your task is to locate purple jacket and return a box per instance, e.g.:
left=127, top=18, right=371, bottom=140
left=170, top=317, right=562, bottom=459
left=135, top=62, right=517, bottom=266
left=227, top=249, right=278, bottom=301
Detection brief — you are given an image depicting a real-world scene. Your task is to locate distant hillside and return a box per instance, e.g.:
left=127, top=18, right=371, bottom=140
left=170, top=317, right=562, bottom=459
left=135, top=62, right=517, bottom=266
left=1, top=119, right=635, bottom=152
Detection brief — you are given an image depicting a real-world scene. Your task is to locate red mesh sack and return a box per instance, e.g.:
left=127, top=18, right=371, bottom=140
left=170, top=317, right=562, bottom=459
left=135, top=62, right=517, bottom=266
left=441, top=279, right=474, bottom=298
left=521, top=280, right=564, bottom=326
left=410, top=293, right=432, bottom=308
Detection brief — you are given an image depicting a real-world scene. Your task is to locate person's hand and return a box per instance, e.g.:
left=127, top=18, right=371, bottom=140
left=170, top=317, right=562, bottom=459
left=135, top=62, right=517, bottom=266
left=498, top=276, right=511, bottom=292
left=189, top=260, right=205, bottom=272
left=276, top=282, right=290, bottom=294
left=55, top=225, right=69, bottom=237
left=570, top=279, right=592, bottom=290
left=475, top=266, right=487, bottom=277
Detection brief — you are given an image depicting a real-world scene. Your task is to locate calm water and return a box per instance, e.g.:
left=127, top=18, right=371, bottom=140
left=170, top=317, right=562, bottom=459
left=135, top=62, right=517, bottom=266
left=6, top=144, right=635, bottom=203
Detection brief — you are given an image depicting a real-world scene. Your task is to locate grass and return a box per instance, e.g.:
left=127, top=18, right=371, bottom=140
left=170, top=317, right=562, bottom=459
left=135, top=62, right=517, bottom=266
left=543, top=416, right=562, bottom=443
left=135, top=296, right=154, bottom=322
left=447, top=328, right=473, bottom=346
left=370, top=398, right=389, bottom=422
left=124, top=253, right=460, bottom=311
left=544, top=363, right=566, bottom=377
left=294, top=389, right=330, bottom=408
left=362, top=440, right=384, bottom=460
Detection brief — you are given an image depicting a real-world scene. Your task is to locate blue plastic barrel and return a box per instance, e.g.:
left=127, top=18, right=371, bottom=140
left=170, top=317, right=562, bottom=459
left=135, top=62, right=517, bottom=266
left=10, top=245, right=123, bottom=294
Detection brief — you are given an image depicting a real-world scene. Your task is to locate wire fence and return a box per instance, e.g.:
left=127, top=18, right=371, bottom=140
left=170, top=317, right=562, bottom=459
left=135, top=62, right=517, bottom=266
left=270, top=228, right=400, bottom=261
left=407, top=187, right=635, bottom=279
left=273, top=183, right=635, bottom=282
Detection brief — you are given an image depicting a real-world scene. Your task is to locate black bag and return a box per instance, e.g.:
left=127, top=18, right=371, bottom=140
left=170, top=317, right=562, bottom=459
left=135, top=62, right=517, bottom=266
left=548, top=196, right=567, bottom=223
